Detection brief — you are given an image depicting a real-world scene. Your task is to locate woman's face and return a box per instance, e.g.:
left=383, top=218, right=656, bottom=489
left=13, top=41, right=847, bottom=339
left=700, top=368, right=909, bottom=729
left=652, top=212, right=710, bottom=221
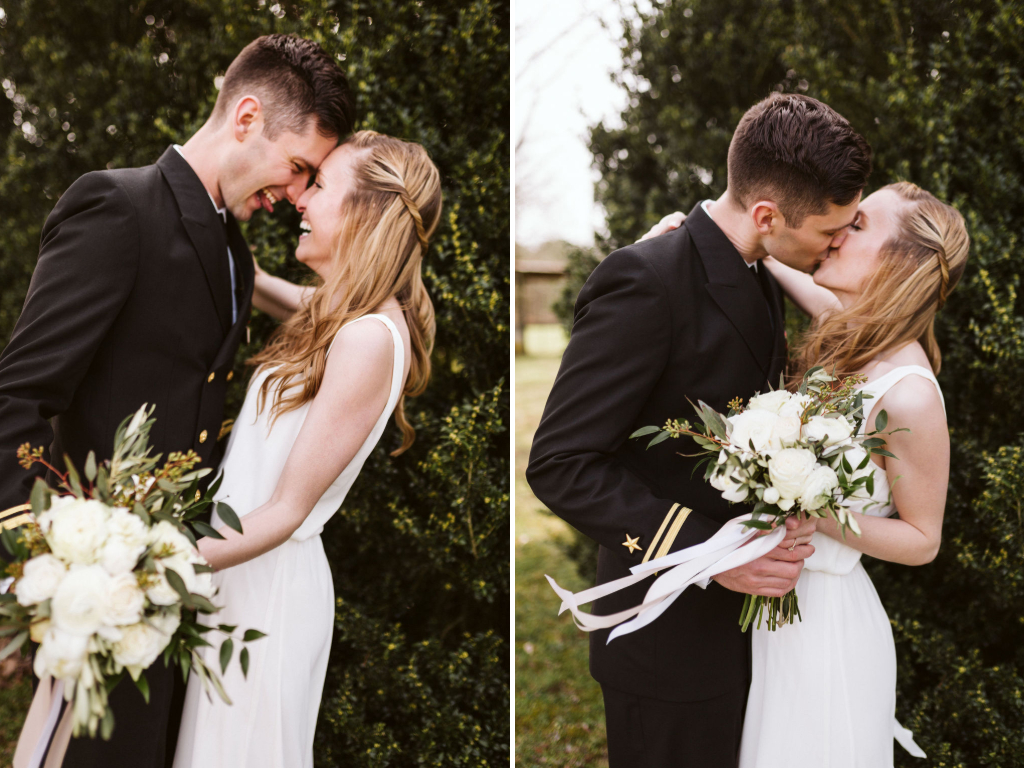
left=294, top=143, right=363, bottom=280
left=813, top=188, right=905, bottom=301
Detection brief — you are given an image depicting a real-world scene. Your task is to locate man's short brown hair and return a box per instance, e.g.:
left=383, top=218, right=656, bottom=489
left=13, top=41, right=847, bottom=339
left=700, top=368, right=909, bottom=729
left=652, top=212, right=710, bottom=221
left=727, top=93, right=872, bottom=226
left=212, top=34, right=354, bottom=140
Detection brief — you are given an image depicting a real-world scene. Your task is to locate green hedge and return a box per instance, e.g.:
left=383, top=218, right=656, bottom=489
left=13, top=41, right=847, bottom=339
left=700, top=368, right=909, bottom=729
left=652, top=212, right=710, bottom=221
left=556, top=1, right=1024, bottom=764
left=0, top=1, right=509, bottom=765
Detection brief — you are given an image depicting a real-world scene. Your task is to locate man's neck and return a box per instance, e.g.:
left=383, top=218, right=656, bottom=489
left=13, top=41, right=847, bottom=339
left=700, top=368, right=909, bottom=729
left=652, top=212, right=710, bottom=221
left=177, top=123, right=225, bottom=208
left=704, top=191, right=767, bottom=265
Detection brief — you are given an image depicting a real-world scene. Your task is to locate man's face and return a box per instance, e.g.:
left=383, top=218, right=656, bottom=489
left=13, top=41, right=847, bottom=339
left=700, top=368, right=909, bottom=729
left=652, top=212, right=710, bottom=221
left=763, top=194, right=862, bottom=273
left=220, top=115, right=337, bottom=221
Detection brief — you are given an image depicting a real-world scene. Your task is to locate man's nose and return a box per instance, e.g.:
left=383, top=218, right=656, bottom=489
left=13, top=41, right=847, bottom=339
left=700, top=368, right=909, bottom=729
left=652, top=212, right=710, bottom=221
left=285, top=171, right=312, bottom=205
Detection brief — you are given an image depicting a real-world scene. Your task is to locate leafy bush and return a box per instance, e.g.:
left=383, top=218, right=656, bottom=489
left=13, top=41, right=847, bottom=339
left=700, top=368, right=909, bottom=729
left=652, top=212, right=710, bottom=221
left=555, top=1, right=1024, bottom=763
left=0, top=1, right=509, bottom=764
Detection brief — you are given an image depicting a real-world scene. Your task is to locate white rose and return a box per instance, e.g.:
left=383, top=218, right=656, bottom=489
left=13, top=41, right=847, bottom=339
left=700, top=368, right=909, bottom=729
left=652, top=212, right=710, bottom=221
left=112, top=621, right=169, bottom=673
left=145, top=571, right=179, bottom=607
left=778, top=393, right=813, bottom=420
left=16, top=554, right=67, bottom=606
left=45, top=498, right=110, bottom=565
left=802, top=415, right=854, bottom=448
left=747, top=390, right=793, bottom=414
left=51, top=564, right=111, bottom=636
left=148, top=521, right=194, bottom=558
left=770, top=416, right=803, bottom=450
left=767, top=448, right=819, bottom=501
left=33, top=627, right=89, bottom=682
left=762, top=487, right=781, bottom=505
left=799, top=466, right=840, bottom=511
left=728, top=409, right=779, bottom=454
left=104, top=573, right=146, bottom=626
left=149, top=607, right=181, bottom=639
left=107, top=507, right=148, bottom=550
left=710, top=468, right=750, bottom=503
left=100, top=537, right=146, bottom=575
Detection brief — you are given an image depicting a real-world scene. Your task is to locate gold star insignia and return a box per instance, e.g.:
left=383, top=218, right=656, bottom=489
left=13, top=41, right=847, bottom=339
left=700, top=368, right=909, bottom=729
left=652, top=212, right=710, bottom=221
left=622, top=534, right=643, bottom=554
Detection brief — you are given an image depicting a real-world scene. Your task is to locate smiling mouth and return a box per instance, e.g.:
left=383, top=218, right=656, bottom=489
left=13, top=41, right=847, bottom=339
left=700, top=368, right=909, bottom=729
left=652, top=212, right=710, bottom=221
left=299, top=220, right=311, bottom=237
left=257, top=187, right=279, bottom=212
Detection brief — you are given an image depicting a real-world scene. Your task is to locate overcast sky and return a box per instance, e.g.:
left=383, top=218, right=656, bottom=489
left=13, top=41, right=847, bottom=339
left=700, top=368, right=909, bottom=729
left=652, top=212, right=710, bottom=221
left=515, top=0, right=640, bottom=248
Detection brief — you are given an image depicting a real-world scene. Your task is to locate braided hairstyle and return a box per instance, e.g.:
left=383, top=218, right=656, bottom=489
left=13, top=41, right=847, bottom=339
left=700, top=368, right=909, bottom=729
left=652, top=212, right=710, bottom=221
left=790, top=181, right=969, bottom=384
left=251, top=131, right=442, bottom=455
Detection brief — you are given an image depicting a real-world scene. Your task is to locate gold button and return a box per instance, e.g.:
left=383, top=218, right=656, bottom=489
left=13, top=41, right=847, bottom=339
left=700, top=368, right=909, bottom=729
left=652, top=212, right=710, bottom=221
left=226, top=371, right=234, bottom=381
left=208, top=372, right=215, bottom=383
left=199, top=430, right=208, bottom=444
left=194, top=490, right=201, bottom=502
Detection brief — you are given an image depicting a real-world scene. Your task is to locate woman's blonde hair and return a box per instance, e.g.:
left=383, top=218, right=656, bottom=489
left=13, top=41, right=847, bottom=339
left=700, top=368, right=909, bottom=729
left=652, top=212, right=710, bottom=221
left=249, top=130, right=442, bottom=455
left=790, top=181, right=969, bottom=384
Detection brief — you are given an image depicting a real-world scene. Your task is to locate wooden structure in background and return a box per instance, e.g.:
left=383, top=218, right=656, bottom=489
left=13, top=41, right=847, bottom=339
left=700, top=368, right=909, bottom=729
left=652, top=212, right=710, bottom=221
left=515, top=259, right=567, bottom=353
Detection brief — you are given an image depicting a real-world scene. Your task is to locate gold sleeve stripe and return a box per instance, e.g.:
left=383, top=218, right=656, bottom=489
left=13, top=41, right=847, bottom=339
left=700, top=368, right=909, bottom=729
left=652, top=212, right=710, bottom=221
left=0, top=504, right=31, bottom=520
left=641, top=503, right=680, bottom=564
left=654, top=506, right=692, bottom=561
left=1, top=513, right=32, bottom=530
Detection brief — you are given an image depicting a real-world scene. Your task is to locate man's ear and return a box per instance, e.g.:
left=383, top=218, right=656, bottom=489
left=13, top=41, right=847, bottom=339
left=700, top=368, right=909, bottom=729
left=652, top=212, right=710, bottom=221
left=750, top=201, right=782, bottom=235
left=231, top=95, right=263, bottom=142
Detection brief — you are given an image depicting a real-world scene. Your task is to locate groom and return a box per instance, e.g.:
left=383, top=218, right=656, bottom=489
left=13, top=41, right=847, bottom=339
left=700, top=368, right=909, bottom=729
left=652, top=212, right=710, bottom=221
left=0, top=34, right=352, bottom=767
left=527, top=92, right=872, bottom=767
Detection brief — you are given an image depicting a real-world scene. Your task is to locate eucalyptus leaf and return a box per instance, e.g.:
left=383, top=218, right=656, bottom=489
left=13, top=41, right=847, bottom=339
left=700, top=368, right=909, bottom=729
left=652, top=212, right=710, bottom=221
left=219, top=638, right=233, bottom=674
left=629, top=425, right=662, bottom=439
left=216, top=502, right=243, bottom=535
left=84, top=451, right=97, bottom=483
left=192, top=521, right=226, bottom=540
left=874, top=409, right=888, bottom=433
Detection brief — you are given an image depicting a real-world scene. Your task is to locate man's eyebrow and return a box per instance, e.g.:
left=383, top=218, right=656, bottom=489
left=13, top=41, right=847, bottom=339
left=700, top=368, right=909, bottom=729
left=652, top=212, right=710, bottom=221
left=291, top=156, right=316, bottom=172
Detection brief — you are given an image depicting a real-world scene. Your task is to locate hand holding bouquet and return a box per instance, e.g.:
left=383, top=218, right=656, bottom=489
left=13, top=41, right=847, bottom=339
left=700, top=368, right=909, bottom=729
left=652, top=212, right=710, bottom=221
left=631, top=367, right=904, bottom=630
left=1, top=405, right=264, bottom=744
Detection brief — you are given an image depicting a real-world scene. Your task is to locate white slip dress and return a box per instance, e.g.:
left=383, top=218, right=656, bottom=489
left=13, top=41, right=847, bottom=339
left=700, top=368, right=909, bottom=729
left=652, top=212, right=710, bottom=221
left=739, top=365, right=941, bottom=768
left=173, top=314, right=405, bottom=768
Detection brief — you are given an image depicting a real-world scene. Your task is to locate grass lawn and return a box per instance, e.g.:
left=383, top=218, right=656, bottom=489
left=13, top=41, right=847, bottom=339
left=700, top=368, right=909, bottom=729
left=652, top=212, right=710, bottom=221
left=0, top=641, right=33, bottom=763
left=516, top=327, right=608, bottom=767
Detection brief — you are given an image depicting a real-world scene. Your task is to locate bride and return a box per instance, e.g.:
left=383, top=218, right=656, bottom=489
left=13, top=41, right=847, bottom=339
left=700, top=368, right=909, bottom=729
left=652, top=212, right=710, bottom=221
left=644, top=180, right=968, bottom=766
left=172, top=130, right=441, bottom=768
left=739, top=181, right=968, bottom=767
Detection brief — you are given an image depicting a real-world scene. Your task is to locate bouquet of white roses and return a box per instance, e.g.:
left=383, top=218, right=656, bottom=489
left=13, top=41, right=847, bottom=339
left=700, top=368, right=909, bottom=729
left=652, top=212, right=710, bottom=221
left=0, top=405, right=263, bottom=748
left=630, top=366, right=903, bottom=630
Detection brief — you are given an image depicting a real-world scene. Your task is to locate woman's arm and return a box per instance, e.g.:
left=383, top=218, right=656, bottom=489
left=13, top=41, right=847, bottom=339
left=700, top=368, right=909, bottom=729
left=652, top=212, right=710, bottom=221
left=761, top=256, right=842, bottom=320
left=252, top=257, right=316, bottom=321
left=815, top=375, right=949, bottom=566
left=197, top=319, right=395, bottom=570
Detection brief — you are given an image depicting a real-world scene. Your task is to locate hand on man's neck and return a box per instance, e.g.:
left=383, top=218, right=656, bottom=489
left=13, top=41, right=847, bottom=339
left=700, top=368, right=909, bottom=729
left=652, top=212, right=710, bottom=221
left=178, top=122, right=226, bottom=209
left=704, top=190, right=769, bottom=265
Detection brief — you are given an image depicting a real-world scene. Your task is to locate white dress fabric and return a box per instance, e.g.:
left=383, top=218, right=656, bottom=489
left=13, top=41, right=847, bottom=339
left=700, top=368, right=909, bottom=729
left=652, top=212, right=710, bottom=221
left=739, top=365, right=942, bottom=768
left=173, top=314, right=405, bottom=768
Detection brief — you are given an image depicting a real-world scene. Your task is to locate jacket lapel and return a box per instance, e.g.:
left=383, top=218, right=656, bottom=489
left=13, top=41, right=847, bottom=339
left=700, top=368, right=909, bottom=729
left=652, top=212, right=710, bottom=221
left=684, top=203, right=773, bottom=377
left=156, top=147, right=232, bottom=334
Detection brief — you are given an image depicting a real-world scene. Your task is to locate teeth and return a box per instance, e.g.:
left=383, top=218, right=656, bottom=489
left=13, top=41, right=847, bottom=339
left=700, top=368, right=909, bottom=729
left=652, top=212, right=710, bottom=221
left=299, top=220, right=312, bottom=232
left=261, top=188, right=278, bottom=205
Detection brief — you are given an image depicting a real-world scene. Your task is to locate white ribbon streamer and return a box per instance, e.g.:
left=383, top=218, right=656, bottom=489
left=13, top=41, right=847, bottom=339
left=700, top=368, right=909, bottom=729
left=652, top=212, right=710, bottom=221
left=546, top=513, right=786, bottom=643
left=893, top=717, right=926, bottom=758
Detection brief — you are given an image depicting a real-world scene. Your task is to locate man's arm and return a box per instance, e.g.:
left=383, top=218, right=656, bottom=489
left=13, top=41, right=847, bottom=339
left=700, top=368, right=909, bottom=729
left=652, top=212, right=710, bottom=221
left=527, top=247, right=814, bottom=592
left=0, top=172, right=139, bottom=517
left=527, top=248, right=726, bottom=565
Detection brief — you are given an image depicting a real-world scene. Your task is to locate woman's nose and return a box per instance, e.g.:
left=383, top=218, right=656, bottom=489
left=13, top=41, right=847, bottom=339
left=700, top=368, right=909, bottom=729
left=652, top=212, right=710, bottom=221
left=830, top=229, right=849, bottom=249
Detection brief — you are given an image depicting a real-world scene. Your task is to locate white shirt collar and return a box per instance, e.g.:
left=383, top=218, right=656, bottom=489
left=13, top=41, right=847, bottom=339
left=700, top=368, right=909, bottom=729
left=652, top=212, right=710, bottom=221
left=173, top=144, right=227, bottom=223
left=701, top=199, right=758, bottom=272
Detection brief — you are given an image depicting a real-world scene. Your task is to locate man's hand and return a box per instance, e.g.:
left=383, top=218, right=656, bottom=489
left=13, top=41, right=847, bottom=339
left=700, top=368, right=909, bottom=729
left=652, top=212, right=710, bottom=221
left=712, top=516, right=817, bottom=597
left=638, top=211, right=686, bottom=242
